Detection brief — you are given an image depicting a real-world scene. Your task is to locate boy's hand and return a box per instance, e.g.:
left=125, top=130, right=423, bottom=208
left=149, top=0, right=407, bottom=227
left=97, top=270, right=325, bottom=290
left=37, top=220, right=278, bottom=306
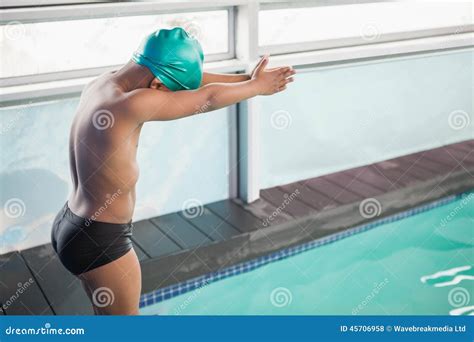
left=250, top=55, right=295, bottom=95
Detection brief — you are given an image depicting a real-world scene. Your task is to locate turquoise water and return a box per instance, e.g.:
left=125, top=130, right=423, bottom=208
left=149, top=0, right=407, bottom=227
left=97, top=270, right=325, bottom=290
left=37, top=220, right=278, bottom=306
left=141, top=195, right=474, bottom=315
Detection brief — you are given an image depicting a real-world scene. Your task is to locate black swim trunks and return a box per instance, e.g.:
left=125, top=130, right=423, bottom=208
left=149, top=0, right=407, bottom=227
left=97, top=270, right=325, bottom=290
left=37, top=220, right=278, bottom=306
left=51, top=202, right=133, bottom=275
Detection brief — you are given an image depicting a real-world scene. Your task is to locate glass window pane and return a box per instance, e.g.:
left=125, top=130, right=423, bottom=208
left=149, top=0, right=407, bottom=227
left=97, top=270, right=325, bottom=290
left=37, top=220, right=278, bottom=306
left=257, top=49, right=473, bottom=189
left=0, top=98, right=234, bottom=253
left=1, top=10, right=228, bottom=78
left=259, top=3, right=472, bottom=47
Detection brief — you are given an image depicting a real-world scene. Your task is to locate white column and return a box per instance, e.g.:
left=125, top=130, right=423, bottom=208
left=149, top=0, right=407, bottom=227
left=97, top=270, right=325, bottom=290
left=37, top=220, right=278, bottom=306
left=236, top=1, right=261, bottom=203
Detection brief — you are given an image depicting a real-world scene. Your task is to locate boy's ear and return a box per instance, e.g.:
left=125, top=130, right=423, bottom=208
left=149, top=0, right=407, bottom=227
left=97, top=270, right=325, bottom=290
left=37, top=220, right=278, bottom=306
left=150, top=78, right=172, bottom=91
left=149, top=78, right=161, bottom=90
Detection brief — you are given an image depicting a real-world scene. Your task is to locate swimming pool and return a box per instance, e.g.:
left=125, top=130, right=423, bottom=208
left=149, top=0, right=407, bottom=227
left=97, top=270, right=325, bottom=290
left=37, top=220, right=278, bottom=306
left=140, top=193, right=474, bottom=315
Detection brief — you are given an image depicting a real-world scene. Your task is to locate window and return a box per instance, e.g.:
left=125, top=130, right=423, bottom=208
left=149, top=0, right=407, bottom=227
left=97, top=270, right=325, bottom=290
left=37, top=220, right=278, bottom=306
left=1, top=0, right=115, bottom=8
left=259, top=2, right=472, bottom=53
left=1, top=10, right=230, bottom=79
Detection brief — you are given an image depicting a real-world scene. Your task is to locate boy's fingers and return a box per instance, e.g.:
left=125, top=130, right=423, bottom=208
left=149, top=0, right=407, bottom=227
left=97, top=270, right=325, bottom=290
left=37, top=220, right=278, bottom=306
left=257, top=60, right=268, bottom=74
left=257, top=55, right=269, bottom=72
left=284, top=69, right=296, bottom=78
left=279, top=73, right=294, bottom=81
left=255, top=55, right=266, bottom=70
left=279, top=77, right=293, bottom=87
left=266, top=65, right=293, bottom=71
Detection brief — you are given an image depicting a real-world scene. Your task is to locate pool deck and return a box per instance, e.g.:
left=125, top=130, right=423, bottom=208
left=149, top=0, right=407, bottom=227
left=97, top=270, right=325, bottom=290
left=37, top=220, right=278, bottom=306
left=1, top=140, right=473, bottom=315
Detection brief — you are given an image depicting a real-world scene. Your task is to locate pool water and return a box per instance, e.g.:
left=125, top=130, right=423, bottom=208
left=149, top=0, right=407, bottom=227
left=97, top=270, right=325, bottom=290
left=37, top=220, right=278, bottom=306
left=141, top=194, right=474, bottom=315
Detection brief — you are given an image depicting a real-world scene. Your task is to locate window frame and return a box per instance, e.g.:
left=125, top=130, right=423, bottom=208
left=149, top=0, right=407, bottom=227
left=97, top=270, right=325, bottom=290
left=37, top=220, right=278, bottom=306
left=0, top=0, right=110, bottom=8
left=258, top=0, right=474, bottom=55
left=0, top=4, right=236, bottom=87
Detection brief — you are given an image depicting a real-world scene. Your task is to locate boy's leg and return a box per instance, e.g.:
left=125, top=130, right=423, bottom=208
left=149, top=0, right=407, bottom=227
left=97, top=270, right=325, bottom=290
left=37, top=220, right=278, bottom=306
left=79, top=248, right=141, bottom=315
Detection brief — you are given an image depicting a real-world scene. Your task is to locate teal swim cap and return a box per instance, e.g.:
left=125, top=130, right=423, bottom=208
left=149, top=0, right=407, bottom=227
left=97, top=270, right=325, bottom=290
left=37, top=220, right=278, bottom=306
left=132, top=27, right=204, bottom=91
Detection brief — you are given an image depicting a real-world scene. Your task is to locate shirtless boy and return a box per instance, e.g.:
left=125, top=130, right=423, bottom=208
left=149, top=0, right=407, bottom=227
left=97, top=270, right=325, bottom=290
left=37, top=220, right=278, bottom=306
left=51, top=27, right=295, bottom=314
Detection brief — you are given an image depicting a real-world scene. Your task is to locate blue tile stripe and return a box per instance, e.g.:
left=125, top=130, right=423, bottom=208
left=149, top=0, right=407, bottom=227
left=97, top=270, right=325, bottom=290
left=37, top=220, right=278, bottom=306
left=139, top=192, right=471, bottom=308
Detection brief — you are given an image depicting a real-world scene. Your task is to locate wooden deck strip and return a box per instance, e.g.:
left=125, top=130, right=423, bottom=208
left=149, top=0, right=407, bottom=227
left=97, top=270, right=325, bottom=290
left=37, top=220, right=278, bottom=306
left=261, top=187, right=315, bottom=218
left=151, top=213, right=212, bottom=249
left=235, top=198, right=293, bottom=227
left=371, top=161, right=422, bottom=188
left=396, top=157, right=440, bottom=179
left=399, top=154, right=442, bottom=176
left=21, top=245, right=93, bottom=315
left=179, top=207, right=241, bottom=242
left=343, top=166, right=395, bottom=192
left=436, top=168, right=473, bottom=192
left=206, top=199, right=261, bottom=233
left=304, top=177, right=362, bottom=204
left=402, top=153, right=455, bottom=175
left=450, top=140, right=474, bottom=153
left=423, top=148, right=461, bottom=167
left=323, top=171, right=385, bottom=197
left=132, top=220, right=182, bottom=258
left=423, top=147, right=474, bottom=169
left=441, top=146, right=474, bottom=164
left=0, top=252, right=53, bottom=315
left=280, top=182, right=338, bottom=211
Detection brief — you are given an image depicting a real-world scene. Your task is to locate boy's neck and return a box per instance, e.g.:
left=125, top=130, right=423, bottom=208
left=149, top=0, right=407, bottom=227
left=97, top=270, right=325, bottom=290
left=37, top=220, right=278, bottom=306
left=113, top=61, right=155, bottom=92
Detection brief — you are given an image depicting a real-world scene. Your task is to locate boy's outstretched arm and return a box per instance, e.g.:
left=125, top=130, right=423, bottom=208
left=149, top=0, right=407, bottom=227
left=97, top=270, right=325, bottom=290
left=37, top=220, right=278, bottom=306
left=200, top=56, right=289, bottom=85
left=201, top=72, right=250, bottom=85
left=126, top=56, right=295, bottom=123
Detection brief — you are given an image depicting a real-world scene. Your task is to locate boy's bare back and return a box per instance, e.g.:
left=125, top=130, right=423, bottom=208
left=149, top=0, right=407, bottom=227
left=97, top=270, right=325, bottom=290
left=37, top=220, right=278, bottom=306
left=68, top=72, right=142, bottom=223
